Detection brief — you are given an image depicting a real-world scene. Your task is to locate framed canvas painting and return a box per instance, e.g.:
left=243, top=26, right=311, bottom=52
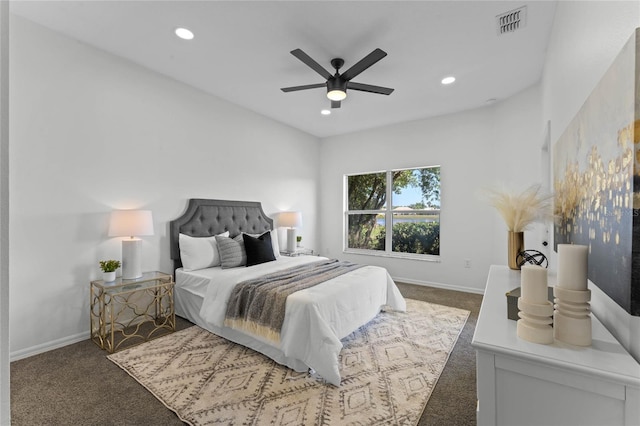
left=553, top=29, right=639, bottom=316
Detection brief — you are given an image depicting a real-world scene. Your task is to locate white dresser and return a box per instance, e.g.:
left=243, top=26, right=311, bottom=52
left=472, top=265, right=640, bottom=426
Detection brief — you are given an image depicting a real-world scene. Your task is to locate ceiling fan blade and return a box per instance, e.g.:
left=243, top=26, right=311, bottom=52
left=281, top=83, right=326, bottom=93
left=348, top=82, right=394, bottom=95
left=290, top=49, right=333, bottom=80
left=331, top=100, right=341, bottom=109
left=341, top=48, right=387, bottom=81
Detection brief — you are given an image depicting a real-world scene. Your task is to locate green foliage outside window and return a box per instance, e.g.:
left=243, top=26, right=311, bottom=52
left=348, top=214, right=383, bottom=250
left=374, top=222, right=440, bottom=255
left=417, top=167, right=441, bottom=208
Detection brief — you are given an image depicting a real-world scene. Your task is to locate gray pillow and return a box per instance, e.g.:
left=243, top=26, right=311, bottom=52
left=215, top=234, right=247, bottom=268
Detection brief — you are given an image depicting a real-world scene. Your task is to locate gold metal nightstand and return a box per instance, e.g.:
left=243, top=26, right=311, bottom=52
left=90, top=271, right=175, bottom=353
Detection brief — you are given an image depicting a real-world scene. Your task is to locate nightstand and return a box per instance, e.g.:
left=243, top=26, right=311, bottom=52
left=280, top=248, right=315, bottom=257
left=90, top=271, right=175, bottom=353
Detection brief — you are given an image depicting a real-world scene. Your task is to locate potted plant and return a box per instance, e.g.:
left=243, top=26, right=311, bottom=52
left=99, top=260, right=121, bottom=282
left=296, top=235, right=302, bottom=247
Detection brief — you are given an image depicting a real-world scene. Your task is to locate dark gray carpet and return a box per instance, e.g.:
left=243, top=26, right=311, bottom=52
left=10, top=282, right=482, bottom=425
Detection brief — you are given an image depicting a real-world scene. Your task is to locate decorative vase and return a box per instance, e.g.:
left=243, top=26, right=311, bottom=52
left=508, top=231, right=524, bottom=270
left=102, top=271, right=116, bottom=282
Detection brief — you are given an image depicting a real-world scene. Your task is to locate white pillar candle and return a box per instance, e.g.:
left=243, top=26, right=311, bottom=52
left=557, top=244, right=588, bottom=290
left=520, top=264, right=548, bottom=304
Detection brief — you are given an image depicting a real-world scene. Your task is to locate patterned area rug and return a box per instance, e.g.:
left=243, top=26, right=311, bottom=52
left=108, top=299, right=469, bottom=425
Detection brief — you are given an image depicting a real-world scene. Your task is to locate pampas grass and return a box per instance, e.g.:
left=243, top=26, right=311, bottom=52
left=485, top=184, right=553, bottom=232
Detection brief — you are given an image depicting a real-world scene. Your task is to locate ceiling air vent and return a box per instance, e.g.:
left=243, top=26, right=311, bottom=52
left=497, top=6, right=527, bottom=35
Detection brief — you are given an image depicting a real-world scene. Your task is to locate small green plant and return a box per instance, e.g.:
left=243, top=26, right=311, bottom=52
left=296, top=236, right=302, bottom=243
left=99, top=260, right=121, bottom=272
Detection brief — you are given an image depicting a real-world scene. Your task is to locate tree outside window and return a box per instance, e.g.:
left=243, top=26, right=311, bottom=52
left=346, top=167, right=440, bottom=257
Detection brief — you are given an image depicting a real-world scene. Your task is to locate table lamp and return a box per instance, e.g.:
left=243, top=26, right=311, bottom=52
left=108, top=209, right=154, bottom=279
left=279, top=211, right=302, bottom=253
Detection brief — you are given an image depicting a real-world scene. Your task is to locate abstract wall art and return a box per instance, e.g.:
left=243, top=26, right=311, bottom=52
left=553, top=29, right=640, bottom=316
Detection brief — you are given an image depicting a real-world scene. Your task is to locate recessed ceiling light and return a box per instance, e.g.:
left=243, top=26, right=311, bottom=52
left=321, top=109, right=331, bottom=116
left=441, top=76, right=456, bottom=85
left=175, top=27, right=194, bottom=40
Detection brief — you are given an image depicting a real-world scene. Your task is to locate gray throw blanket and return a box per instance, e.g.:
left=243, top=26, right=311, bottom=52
left=224, top=259, right=365, bottom=343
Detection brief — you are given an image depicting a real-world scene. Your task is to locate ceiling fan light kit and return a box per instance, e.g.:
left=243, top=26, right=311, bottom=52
left=327, top=76, right=347, bottom=101
left=327, top=89, right=347, bottom=101
left=281, top=48, right=394, bottom=109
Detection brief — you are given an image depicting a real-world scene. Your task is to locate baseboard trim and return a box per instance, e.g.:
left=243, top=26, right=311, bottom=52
left=392, top=276, right=485, bottom=295
left=10, top=331, right=90, bottom=362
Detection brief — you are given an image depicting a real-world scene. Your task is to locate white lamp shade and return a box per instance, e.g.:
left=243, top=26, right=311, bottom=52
left=108, top=210, right=154, bottom=237
left=279, top=211, right=302, bottom=228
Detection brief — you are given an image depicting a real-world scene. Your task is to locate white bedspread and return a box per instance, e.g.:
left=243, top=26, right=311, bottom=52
left=197, top=256, right=406, bottom=386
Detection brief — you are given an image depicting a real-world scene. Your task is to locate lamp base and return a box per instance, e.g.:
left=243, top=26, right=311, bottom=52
left=286, top=228, right=297, bottom=253
left=122, top=238, right=142, bottom=279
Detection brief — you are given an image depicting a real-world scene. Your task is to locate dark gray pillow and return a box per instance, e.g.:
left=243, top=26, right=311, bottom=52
left=243, top=232, right=276, bottom=266
left=215, top=234, right=247, bottom=268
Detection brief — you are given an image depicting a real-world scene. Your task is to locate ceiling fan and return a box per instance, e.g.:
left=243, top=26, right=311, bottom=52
left=281, top=48, right=394, bottom=109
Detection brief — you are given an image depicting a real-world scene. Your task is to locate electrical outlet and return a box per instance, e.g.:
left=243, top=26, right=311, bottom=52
left=464, top=259, right=472, bottom=268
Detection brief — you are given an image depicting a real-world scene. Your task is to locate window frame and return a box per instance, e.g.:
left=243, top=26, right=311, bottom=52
left=344, top=166, right=441, bottom=261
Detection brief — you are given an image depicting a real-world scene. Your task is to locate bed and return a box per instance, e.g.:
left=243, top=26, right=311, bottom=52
left=169, top=198, right=406, bottom=386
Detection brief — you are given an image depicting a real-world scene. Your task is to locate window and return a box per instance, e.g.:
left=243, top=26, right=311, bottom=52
left=345, top=166, right=440, bottom=258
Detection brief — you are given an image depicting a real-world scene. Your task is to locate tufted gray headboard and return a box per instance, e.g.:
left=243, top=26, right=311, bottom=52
left=169, top=199, right=274, bottom=273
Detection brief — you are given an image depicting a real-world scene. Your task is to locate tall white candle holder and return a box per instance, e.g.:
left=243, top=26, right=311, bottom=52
left=517, top=264, right=554, bottom=344
left=554, top=244, right=592, bottom=346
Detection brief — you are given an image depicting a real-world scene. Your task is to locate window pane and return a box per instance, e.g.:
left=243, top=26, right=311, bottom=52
left=348, top=172, right=387, bottom=210
left=347, top=214, right=385, bottom=250
left=392, top=212, right=440, bottom=255
left=392, top=167, right=440, bottom=209
left=391, top=167, right=441, bottom=255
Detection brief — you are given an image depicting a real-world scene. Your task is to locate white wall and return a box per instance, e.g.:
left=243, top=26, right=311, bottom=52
left=0, top=2, right=9, bottom=424
left=541, top=1, right=640, bottom=361
left=318, top=84, right=544, bottom=293
left=9, top=16, right=320, bottom=358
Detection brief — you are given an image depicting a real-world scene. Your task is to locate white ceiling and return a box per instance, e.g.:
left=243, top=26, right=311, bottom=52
left=10, top=0, right=557, bottom=138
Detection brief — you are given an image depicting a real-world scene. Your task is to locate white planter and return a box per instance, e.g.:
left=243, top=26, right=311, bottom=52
left=102, top=271, right=116, bottom=282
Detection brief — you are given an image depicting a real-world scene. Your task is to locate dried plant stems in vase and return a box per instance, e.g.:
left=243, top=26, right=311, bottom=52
left=485, top=184, right=553, bottom=270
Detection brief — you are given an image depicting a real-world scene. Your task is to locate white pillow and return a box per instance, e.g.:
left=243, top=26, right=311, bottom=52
left=179, top=231, right=230, bottom=271
left=269, top=229, right=281, bottom=258
left=247, top=229, right=280, bottom=259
